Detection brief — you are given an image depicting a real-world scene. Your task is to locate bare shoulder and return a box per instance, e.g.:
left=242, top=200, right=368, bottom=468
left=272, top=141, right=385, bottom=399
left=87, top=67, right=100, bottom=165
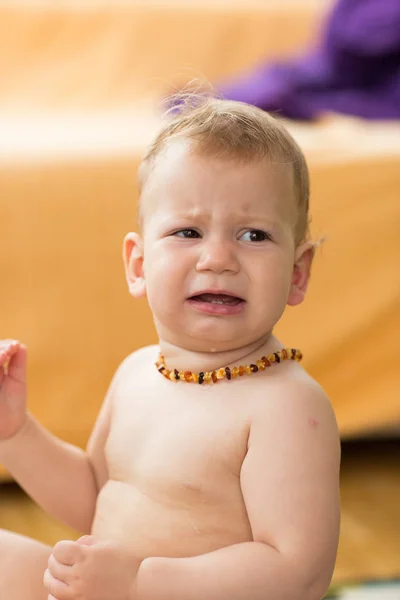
left=118, top=343, right=158, bottom=368
left=250, top=366, right=340, bottom=450
left=114, top=344, right=159, bottom=384
left=250, top=367, right=341, bottom=471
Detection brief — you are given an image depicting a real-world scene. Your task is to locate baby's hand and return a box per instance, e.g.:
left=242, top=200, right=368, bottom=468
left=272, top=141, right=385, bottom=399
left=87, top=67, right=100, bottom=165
left=44, top=535, right=141, bottom=600
left=0, top=339, right=28, bottom=441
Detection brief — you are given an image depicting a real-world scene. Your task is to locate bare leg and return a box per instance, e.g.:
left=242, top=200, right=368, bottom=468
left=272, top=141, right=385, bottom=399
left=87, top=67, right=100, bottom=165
left=0, top=529, right=52, bottom=600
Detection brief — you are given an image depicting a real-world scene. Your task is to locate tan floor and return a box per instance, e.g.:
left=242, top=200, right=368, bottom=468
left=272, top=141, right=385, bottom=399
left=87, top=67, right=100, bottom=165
left=0, top=438, right=399, bottom=587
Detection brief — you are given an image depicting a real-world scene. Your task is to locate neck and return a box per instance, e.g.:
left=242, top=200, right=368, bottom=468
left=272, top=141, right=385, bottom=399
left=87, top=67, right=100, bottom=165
left=158, top=332, right=284, bottom=373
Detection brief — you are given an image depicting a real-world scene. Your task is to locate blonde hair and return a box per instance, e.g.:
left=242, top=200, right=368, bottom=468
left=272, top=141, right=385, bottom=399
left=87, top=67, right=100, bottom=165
left=138, top=92, right=310, bottom=245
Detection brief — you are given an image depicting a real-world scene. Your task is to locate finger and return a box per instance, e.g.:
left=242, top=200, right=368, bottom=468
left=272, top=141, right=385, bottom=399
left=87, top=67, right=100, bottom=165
left=53, top=540, right=82, bottom=566
left=48, top=554, right=74, bottom=585
left=43, top=569, right=72, bottom=600
left=0, top=340, right=19, bottom=352
left=76, top=535, right=98, bottom=546
left=6, top=344, right=27, bottom=382
left=0, top=341, right=19, bottom=372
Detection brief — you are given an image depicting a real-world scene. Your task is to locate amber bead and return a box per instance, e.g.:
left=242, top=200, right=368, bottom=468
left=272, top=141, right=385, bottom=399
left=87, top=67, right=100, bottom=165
left=250, top=364, right=258, bottom=372
left=261, top=356, right=271, bottom=367
left=225, top=367, right=231, bottom=380
left=211, top=371, right=218, bottom=383
left=282, top=349, right=288, bottom=359
left=238, top=366, right=245, bottom=376
left=232, top=367, right=239, bottom=377
left=256, top=360, right=265, bottom=370
left=216, top=368, right=225, bottom=379
left=198, top=372, right=205, bottom=384
left=184, top=371, right=192, bottom=382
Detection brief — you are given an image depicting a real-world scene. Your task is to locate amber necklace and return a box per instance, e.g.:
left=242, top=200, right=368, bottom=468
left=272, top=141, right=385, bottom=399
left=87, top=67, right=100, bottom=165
left=156, top=347, right=302, bottom=384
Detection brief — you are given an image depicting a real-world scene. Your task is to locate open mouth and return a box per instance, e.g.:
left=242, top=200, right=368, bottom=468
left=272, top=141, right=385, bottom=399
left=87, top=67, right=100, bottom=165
left=189, top=293, right=244, bottom=306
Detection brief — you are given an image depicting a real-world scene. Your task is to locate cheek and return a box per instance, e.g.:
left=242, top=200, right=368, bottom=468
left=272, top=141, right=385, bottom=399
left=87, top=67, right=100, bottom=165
left=146, top=240, right=188, bottom=270
left=144, top=249, right=187, bottom=306
left=254, top=251, right=292, bottom=285
left=252, top=254, right=293, bottom=306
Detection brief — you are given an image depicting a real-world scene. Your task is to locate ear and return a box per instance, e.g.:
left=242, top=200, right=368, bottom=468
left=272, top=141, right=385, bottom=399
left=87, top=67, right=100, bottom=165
left=287, top=242, right=315, bottom=307
left=122, top=232, right=146, bottom=298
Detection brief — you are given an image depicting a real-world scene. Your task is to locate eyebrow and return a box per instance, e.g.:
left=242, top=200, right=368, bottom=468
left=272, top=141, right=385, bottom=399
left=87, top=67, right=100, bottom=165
left=171, top=210, right=276, bottom=222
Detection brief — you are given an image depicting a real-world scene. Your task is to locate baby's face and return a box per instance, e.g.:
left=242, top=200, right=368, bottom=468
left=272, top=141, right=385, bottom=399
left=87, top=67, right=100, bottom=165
left=138, top=140, right=299, bottom=352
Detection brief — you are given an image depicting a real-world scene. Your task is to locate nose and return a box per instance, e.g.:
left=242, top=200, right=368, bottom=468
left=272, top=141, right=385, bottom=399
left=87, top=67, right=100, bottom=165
left=196, top=237, right=239, bottom=274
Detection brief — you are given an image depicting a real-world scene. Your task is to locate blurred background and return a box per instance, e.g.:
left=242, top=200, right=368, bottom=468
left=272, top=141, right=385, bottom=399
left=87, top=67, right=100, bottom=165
left=0, top=0, right=399, bottom=597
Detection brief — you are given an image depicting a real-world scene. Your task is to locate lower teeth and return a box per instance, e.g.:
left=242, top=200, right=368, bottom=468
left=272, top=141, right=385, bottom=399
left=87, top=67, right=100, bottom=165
left=192, top=296, right=240, bottom=305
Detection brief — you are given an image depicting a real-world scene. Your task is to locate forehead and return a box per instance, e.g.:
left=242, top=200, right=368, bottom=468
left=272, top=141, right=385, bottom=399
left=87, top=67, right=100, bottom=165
left=140, top=139, right=296, bottom=224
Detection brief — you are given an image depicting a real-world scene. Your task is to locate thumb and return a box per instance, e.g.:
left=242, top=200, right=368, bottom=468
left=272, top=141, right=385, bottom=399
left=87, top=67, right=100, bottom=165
left=76, top=535, right=99, bottom=546
left=7, top=344, right=27, bottom=382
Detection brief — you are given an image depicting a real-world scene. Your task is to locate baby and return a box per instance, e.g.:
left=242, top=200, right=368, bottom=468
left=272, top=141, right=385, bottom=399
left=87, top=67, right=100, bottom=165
left=0, top=97, right=341, bottom=600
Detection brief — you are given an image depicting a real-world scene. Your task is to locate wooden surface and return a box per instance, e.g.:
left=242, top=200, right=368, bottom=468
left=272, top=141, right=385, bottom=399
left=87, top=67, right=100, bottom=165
left=0, top=438, right=399, bottom=586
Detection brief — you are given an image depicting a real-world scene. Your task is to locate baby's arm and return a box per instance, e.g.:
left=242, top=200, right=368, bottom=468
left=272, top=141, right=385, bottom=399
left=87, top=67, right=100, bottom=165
left=238, top=380, right=341, bottom=598
left=135, top=381, right=340, bottom=600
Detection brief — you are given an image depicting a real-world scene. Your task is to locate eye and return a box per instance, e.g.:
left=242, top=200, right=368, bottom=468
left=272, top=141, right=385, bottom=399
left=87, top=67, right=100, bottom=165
left=172, top=228, right=201, bottom=239
left=240, top=229, right=272, bottom=242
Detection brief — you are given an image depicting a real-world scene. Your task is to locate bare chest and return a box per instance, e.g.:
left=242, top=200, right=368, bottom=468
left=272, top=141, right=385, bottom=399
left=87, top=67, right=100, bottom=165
left=105, top=365, right=252, bottom=509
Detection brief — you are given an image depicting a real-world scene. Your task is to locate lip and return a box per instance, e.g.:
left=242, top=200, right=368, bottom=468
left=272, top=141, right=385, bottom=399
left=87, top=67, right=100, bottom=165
left=186, top=297, right=245, bottom=316
left=188, top=289, right=245, bottom=301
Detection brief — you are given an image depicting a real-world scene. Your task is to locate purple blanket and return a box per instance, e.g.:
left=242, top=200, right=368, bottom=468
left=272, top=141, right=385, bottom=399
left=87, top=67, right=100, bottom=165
left=219, top=0, right=400, bottom=120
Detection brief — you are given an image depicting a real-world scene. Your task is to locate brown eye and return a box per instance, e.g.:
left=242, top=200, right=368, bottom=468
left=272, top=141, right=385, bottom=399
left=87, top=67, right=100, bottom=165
left=241, top=230, right=272, bottom=242
left=173, top=229, right=200, bottom=239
